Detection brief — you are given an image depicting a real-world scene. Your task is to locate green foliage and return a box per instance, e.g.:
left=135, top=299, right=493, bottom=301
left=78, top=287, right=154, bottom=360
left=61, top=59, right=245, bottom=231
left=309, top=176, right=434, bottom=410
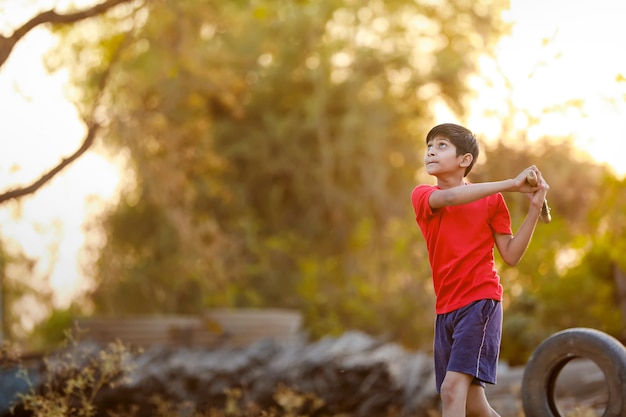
left=0, top=238, right=52, bottom=343
left=42, top=0, right=626, bottom=366
left=49, top=0, right=507, bottom=354
left=297, top=217, right=435, bottom=349
left=29, top=304, right=85, bottom=351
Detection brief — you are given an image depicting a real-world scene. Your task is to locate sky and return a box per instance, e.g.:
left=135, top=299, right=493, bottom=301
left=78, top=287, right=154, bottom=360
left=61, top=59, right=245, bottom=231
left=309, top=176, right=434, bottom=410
left=465, top=0, right=626, bottom=171
left=0, top=0, right=625, bottom=312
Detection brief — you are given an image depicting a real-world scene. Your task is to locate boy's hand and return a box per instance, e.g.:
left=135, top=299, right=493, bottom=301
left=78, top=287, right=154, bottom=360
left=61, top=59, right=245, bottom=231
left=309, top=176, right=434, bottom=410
left=522, top=166, right=551, bottom=222
left=511, top=166, right=549, bottom=193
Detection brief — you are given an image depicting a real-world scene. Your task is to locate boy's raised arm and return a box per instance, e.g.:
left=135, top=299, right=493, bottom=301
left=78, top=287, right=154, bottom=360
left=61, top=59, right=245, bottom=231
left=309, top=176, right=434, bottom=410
left=494, top=184, right=547, bottom=266
left=494, top=167, right=549, bottom=266
left=428, top=166, right=547, bottom=210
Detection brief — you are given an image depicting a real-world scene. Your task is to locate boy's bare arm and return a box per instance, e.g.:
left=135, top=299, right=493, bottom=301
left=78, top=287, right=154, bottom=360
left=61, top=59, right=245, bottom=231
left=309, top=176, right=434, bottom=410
left=494, top=207, right=541, bottom=266
left=428, top=166, right=545, bottom=209
left=428, top=165, right=549, bottom=266
left=494, top=173, right=549, bottom=266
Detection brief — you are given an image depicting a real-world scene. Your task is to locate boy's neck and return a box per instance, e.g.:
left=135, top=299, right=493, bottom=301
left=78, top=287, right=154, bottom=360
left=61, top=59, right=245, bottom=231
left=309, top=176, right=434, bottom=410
left=436, top=174, right=466, bottom=189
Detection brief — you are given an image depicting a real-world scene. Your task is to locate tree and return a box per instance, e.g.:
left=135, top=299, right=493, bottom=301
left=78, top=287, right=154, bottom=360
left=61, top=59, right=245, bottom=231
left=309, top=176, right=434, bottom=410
left=0, top=0, right=143, bottom=204
left=52, top=0, right=508, bottom=351
left=0, top=0, right=144, bottom=346
left=31, top=0, right=626, bottom=365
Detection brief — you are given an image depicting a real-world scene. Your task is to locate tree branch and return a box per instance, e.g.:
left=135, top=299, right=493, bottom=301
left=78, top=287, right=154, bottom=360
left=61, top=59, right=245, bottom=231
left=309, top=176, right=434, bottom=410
left=0, top=123, right=101, bottom=203
left=0, top=22, right=129, bottom=204
left=0, top=0, right=135, bottom=68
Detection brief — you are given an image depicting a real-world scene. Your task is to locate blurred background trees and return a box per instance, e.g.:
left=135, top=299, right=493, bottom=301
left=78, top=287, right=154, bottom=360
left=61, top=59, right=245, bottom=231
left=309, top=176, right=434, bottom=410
left=2, top=0, right=625, bottom=365
left=53, top=0, right=508, bottom=349
left=0, top=0, right=139, bottom=344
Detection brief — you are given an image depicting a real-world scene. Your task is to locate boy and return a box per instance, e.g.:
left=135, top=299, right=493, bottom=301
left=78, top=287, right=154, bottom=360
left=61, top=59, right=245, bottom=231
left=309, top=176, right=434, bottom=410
left=411, top=123, right=548, bottom=417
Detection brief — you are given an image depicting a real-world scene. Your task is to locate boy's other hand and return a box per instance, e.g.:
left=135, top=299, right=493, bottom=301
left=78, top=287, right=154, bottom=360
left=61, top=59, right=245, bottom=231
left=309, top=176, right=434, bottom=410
left=529, top=169, right=549, bottom=210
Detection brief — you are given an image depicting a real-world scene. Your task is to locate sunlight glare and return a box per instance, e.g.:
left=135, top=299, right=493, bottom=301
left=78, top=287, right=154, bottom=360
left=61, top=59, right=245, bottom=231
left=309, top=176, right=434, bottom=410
left=466, top=0, right=626, bottom=177
left=0, top=20, right=121, bottom=307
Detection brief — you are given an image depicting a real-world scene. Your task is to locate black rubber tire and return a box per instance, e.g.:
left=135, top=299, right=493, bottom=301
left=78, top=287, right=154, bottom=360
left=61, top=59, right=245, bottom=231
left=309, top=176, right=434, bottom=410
left=521, top=327, right=626, bottom=417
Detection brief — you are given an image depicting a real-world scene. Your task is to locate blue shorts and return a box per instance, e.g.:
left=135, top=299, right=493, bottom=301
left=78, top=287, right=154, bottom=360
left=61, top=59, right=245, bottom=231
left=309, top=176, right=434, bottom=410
left=434, top=299, right=502, bottom=393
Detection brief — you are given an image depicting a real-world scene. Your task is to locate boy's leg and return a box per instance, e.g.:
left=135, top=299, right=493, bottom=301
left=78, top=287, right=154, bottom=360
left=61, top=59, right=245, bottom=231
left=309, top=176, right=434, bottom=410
left=437, top=300, right=503, bottom=416
left=466, top=384, right=501, bottom=417
left=440, top=372, right=501, bottom=417
left=440, top=370, right=472, bottom=416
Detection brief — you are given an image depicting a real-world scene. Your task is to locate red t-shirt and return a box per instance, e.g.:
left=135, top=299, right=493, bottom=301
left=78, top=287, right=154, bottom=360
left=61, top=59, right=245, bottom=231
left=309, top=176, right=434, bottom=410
left=411, top=184, right=512, bottom=314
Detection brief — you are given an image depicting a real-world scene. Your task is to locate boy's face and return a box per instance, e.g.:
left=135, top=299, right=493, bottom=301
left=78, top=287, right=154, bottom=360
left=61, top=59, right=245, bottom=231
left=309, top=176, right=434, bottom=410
left=425, top=136, right=467, bottom=176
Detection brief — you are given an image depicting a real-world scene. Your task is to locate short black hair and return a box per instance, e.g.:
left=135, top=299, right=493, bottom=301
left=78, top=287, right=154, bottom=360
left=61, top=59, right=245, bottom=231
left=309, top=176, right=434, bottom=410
left=426, top=123, right=479, bottom=176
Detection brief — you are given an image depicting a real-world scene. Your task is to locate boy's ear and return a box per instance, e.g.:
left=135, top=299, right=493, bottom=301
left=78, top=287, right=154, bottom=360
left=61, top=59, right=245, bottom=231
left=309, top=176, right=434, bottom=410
left=460, top=153, right=473, bottom=168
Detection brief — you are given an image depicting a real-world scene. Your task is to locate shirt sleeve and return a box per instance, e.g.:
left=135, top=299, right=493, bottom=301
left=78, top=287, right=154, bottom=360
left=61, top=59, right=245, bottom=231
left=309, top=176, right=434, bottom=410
left=411, top=184, right=437, bottom=222
left=490, top=193, right=513, bottom=235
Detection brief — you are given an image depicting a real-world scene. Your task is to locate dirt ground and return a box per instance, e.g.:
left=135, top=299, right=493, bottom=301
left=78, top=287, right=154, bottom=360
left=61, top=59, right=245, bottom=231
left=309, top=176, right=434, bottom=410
left=486, top=359, right=608, bottom=417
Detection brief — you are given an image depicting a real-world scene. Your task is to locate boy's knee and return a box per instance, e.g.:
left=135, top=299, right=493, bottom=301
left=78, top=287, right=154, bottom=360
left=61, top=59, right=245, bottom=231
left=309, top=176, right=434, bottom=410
left=439, top=382, right=455, bottom=407
left=439, top=372, right=470, bottom=405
